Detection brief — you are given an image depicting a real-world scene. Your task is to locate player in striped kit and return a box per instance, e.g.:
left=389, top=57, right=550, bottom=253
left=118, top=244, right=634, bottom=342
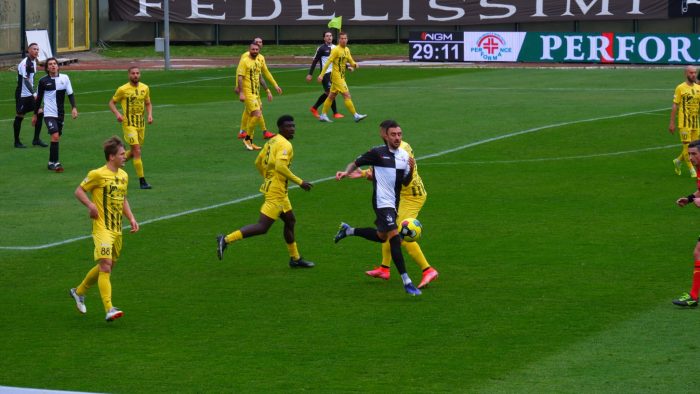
left=32, top=57, right=78, bottom=172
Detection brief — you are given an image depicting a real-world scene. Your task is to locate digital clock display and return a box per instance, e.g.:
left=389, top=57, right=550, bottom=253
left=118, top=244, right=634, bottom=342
left=409, top=31, right=464, bottom=62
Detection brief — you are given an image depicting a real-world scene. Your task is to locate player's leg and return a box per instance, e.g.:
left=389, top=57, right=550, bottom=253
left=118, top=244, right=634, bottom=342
left=93, top=232, right=124, bottom=321
left=677, top=130, right=695, bottom=176
left=217, top=203, right=276, bottom=260
left=319, top=91, right=337, bottom=122
left=238, top=110, right=249, bottom=139
left=340, top=88, right=367, bottom=122
left=71, top=261, right=100, bottom=314
left=673, top=238, right=700, bottom=307
left=13, top=97, right=29, bottom=148
left=280, top=207, right=314, bottom=268
left=385, top=229, right=420, bottom=295
left=244, top=101, right=262, bottom=150
left=32, top=110, right=45, bottom=147
left=46, top=118, right=64, bottom=172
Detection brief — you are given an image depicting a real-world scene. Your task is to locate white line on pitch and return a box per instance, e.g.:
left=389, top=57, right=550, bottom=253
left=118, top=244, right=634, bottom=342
left=0, top=107, right=668, bottom=250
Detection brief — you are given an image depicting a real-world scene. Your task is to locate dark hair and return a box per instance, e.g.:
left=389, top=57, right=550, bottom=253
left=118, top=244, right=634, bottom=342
left=128, top=65, right=139, bottom=73
left=690, top=140, right=700, bottom=150
left=379, top=119, right=399, bottom=131
left=277, top=114, right=294, bottom=128
left=339, top=31, right=348, bottom=37
left=27, top=42, right=38, bottom=49
left=323, top=31, right=332, bottom=38
left=103, top=136, right=124, bottom=161
left=44, top=57, right=58, bottom=72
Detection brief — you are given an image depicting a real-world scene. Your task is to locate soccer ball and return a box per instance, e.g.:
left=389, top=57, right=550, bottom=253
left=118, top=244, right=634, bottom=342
left=399, top=218, right=422, bottom=242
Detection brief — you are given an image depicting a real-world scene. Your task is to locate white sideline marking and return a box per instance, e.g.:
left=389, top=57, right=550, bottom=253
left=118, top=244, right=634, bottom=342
left=0, top=108, right=668, bottom=251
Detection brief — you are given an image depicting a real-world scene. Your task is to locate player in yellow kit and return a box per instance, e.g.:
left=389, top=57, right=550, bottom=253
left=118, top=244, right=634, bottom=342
left=217, top=115, right=315, bottom=268
left=236, top=37, right=283, bottom=149
left=108, top=66, right=154, bottom=189
left=669, top=65, right=700, bottom=178
left=317, top=32, right=367, bottom=123
left=69, top=136, right=139, bottom=322
left=350, top=120, right=438, bottom=288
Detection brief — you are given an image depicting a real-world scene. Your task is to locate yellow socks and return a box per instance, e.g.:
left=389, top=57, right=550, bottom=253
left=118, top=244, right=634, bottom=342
left=76, top=264, right=100, bottom=296
left=240, top=111, right=249, bottom=133
left=287, top=242, right=300, bottom=260
left=380, top=239, right=430, bottom=270
left=247, top=116, right=260, bottom=139
left=343, top=98, right=357, bottom=115
left=404, top=241, right=430, bottom=271
left=133, top=157, right=144, bottom=178
left=98, top=271, right=113, bottom=312
left=260, top=114, right=268, bottom=132
left=321, top=98, right=332, bottom=115
left=225, top=230, right=243, bottom=244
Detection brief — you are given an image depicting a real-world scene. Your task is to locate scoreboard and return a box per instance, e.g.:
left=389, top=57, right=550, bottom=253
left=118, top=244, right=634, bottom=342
left=409, top=31, right=464, bottom=62
left=409, top=31, right=523, bottom=63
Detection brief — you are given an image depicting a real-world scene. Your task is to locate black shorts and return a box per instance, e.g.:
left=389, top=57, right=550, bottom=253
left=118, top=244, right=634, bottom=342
left=16, top=96, right=35, bottom=115
left=44, top=117, right=63, bottom=135
left=374, top=207, right=398, bottom=233
left=321, top=73, right=332, bottom=92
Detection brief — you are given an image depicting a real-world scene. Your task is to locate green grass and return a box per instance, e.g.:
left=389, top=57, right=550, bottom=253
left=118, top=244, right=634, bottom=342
left=1, top=65, right=699, bottom=392
left=99, top=43, right=407, bottom=58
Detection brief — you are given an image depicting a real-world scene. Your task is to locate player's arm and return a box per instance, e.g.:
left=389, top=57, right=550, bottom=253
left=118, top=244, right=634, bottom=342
left=306, top=46, right=323, bottom=81
left=402, top=157, right=415, bottom=186
left=75, top=185, right=98, bottom=219
left=336, top=161, right=359, bottom=180
left=123, top=198, right=139, bottom=233
left=275, top=156, right=311, bottom=190
left=669, top=102, right=679, bottom=134
left=260, top=77, right=273, bottom=102
left=237, top=74, right=246, bottom=101
left=31, top=79, right=45, bottom=126
left=145, top=98, right=153, bottom=124
left=108, top=91, right=123, bottom=123
left=260, top=58, right=282, bottom=94
left=19, top=64, right=34, bottom=96
left=347, top=50, right=358, bottom=69
left=66, top=77, right=78, bottom=119
left=254, top=148, right=266, bottom=177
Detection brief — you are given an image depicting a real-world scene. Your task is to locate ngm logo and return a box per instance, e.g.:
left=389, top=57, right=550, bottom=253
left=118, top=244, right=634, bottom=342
left=420, top=32, right=453, bottom=41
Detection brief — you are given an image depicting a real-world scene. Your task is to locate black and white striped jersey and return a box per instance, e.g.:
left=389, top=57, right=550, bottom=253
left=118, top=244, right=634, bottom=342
left=354, top=145, right=412, bottom=210
left=16, top=57, right=37, bottom=98
left=35, top=73, right=74, bottom=118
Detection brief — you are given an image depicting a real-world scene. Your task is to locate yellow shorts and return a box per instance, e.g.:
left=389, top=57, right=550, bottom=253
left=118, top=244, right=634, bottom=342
left=330, top=79, right=349, bottom=95
left=244, top=94, right=261, bottom=113
left=123, top=126, right=145, bottom=146
left=260, top=195, right=292, bottom=220
left=92, top=230, right=122, bottom=262
left=398, top=194, right=426, bottom=221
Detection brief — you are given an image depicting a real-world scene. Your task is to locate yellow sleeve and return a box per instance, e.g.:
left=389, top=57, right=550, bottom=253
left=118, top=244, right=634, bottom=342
left=254, top=148, right=266, bottom=177
left=80, top=169, right=100, bottom=192
left=111, top=86, right=123, bottom=103
left=347, top=49, right=357, bottom=68
left=259, top=56, right=278, bottom=88
left=275, top=160, right=302, bottom=186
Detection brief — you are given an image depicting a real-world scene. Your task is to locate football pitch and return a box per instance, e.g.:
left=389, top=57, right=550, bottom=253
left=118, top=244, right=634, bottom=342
left=1, top=64, right=699, bottom=392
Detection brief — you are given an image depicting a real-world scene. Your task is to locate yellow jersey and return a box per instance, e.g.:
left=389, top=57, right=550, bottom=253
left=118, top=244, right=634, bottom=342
left=80, top=165, right=129, bottom=234
left=236, top=51, right=278, bottom=90
left=112, top=82, right=150, bottom=129
left=320, top=45, right=356, bottom=83
left=673, top=82, right=700, bottom=130
left=255, top=134, right=302, bottom=199
left=400, top=141, right=427, bottom=198
left=237, top=55, right=262, bottom=97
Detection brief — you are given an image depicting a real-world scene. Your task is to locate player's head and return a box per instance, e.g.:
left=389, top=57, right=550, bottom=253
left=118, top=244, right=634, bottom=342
left=277, top=114, right=295, bottom=139
left=128, top=66, right=141, bottom=85
left=379, top=119, right=399, bottom=139
left=689, top=140, right=700, bottom=166
left=323, top=31, right=333, bottom=44
left=380, top=120, right=402, bottom=149
left=103, top=136, right=126, bottom=166
left=27, top=42, right=39, bottom=59
left=248, top=42, right=260, bottom=58
left=44, top=57, right=59, bottom=75
left=686, top=65, right=698, bottom=83
left=338, top=32, right=348, bottom=47
left=253, top=37, right=263, bottom=49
